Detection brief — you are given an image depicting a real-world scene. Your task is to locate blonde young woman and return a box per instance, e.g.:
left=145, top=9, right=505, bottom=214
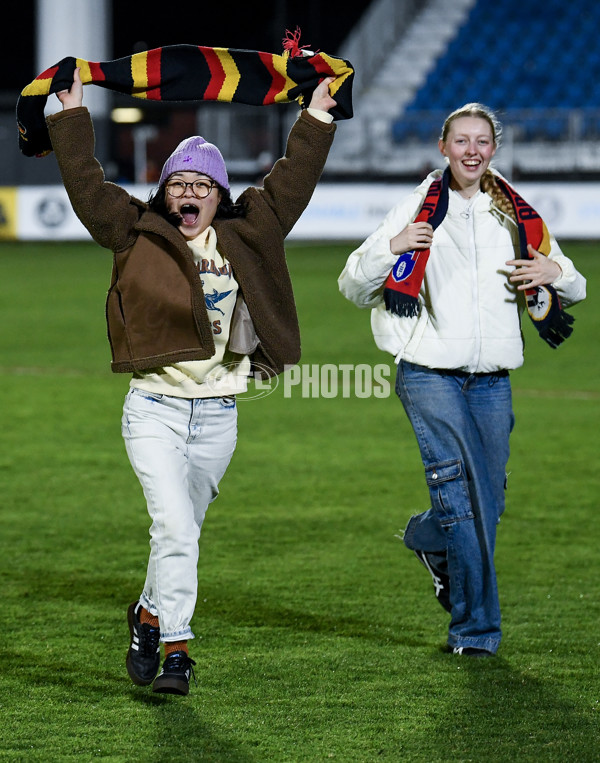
left=339, top=104, right=586, bottom=656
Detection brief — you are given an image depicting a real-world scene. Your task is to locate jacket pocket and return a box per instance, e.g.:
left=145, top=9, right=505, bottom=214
left=425, top=459, right=474, bottom=525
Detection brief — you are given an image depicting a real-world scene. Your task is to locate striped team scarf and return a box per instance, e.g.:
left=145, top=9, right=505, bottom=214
left=16, top=32, right=354, bottom=158
left=383, top=168, right=450, bottom=318
left=383, top=168, right=575, bottom=348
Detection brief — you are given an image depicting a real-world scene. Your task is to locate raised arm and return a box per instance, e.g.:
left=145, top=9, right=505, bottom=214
left=56, top=66, right=84, bottom=110
left=254, top=77, right=337, bottom=237
left=46, top=68, right=142, bottom=251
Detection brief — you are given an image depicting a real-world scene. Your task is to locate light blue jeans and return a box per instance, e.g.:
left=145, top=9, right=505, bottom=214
left=396, top=361, right=514, bottom=654
left=121, top=388, right=238, bottom=642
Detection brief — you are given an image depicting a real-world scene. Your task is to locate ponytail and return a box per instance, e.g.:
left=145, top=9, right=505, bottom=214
left=480, top=170, right=517, bottom=222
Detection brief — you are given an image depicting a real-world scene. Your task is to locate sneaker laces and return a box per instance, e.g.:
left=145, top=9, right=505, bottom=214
left=139, top=623, right=161, bottom=658
left=164, top=651, right=197, bottom=686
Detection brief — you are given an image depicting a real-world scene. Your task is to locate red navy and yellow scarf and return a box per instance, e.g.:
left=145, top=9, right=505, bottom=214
left=17, top=32, right=354, bottom=158
left=383, top=168, right=574, bottom=348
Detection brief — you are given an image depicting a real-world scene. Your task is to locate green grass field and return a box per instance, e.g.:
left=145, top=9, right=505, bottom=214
left=0, top=239, right=598, bottom=762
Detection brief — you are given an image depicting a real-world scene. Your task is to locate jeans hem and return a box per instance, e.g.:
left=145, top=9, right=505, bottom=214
left=139, top=593, right=195, bottom=642
left=447, top=638, right=500, bottom=654
left=161, top=629, right=195, bottom=642
left=403, top=514, right=417, bottom=550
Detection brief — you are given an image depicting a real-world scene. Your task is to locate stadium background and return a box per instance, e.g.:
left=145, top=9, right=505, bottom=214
left=1, top=0, right=599, bottom=242
left=1, top=2, right=599, bottom=759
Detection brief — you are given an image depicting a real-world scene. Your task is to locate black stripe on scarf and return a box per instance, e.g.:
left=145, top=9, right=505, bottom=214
left=16, top=42, right=354, bottom=158
left=228, top=50, right=276, bottom=106
left=156, top=48, right=212, bottom=100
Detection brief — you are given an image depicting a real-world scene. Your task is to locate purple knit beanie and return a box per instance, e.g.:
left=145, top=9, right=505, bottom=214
left=158, top=136, right=230, bottom=191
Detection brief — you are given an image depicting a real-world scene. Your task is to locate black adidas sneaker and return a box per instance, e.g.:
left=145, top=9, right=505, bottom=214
left=152, top=651, right=196, bottom=696
left=126, top=601, right=161, bottom=686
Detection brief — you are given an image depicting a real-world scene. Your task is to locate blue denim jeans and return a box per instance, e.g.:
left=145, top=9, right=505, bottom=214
left=396, top=361, right=514, bottom=653
left=121, top=388, right=238, bottom=642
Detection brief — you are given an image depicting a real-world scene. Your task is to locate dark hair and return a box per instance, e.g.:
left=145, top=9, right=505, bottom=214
left=147, top=184, right=247, bottom=225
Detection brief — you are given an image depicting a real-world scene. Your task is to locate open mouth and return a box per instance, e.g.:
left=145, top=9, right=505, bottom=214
left=180, top=203, right=200, bottom=226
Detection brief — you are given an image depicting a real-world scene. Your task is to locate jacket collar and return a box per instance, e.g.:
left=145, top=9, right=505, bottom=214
left=133, top=209, right=193, bottom=255
left=132, top=208, right=242, bottom=269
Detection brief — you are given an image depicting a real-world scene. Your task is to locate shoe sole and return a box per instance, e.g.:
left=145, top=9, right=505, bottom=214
left=152, top=676, right=190, bottom=696
left=126, top=601, right=158, bottom=686
left=451, top=646, right=495, bottom=657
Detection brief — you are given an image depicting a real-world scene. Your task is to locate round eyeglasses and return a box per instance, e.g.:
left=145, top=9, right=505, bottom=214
left=165, top=179, right=215, bottom=199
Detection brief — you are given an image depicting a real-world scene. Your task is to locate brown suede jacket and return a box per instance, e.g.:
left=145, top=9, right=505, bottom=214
left=46, top=107, right=336, bottom=376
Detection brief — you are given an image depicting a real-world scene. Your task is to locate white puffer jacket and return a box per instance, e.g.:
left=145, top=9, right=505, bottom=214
left=338, top=171, right=586, bottom=373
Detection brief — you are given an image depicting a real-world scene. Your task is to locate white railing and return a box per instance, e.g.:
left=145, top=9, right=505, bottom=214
left=325, top=108, right=600, bottom=178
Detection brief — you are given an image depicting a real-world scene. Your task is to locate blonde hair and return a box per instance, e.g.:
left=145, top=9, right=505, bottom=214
left=440, top=102, right=501, bottom=143
left=480, top=170, right=516, bottom=221
left=440, top=102, right=515, bottom=222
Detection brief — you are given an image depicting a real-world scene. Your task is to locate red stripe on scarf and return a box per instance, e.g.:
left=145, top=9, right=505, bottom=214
left=259, top=51, right=287, bottom=104
left=502, top=184, right=544, bottom=247
left=200, top=47, right=226, bottom=100
left=146, top=48, right=163, bottom=100
left=306, top=54, right=335, bottom=77
left=494, top=177, right=546, bottom=302
left=36, top=65, right=59, bottom=81
left=383, top=177, right=444, bottom=300
left=88, top=62, right=105, bottom=82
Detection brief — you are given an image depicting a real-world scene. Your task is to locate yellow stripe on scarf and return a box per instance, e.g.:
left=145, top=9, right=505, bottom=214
left=76, top=58, right=93, bottom=85
left=130, top=51, right=149, bottom=97
left=314, top=52, right=354, bottom=97
left=273, top=55, right=297, bottom=104
left=539, top=221, right=552, bottom=256
left=214, top=49, right=240, bottom=101
left=20, top=58, right=94, bottom=97
left=21, top=77, right=53, bottom=97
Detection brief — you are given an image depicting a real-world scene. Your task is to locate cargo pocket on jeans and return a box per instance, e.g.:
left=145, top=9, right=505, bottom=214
left=425, top=459, right=474, bottom=526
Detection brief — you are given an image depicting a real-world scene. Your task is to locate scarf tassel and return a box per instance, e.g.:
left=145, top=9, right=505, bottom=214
left=537, top=310, right=575, bottom=349
left=282, top=27, right=312, bottom=58
left=383, top=289, right=420, bottom=318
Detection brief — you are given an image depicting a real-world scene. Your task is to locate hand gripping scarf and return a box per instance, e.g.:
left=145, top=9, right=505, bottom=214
left=383, top=168, right=574, bottom=348
left=16, top=30, right=354, bottom=158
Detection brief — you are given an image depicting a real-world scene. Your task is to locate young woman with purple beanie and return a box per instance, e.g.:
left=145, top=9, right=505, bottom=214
left=48, top=67, right=339, bottom=695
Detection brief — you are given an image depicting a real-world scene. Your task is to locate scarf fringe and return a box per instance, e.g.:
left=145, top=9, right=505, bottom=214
left=282, top=27, right=313, bottom=57
left=383, top=289, right=420, bottom=318
left=538, top=310, right=575, bottom=348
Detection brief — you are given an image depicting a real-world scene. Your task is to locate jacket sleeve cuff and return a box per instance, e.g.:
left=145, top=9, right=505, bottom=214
left=46, top=106, right=90, bottom=126
left=299, top=108, right=336, bottom=133
left=306, top=107, right=334, bottom=124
